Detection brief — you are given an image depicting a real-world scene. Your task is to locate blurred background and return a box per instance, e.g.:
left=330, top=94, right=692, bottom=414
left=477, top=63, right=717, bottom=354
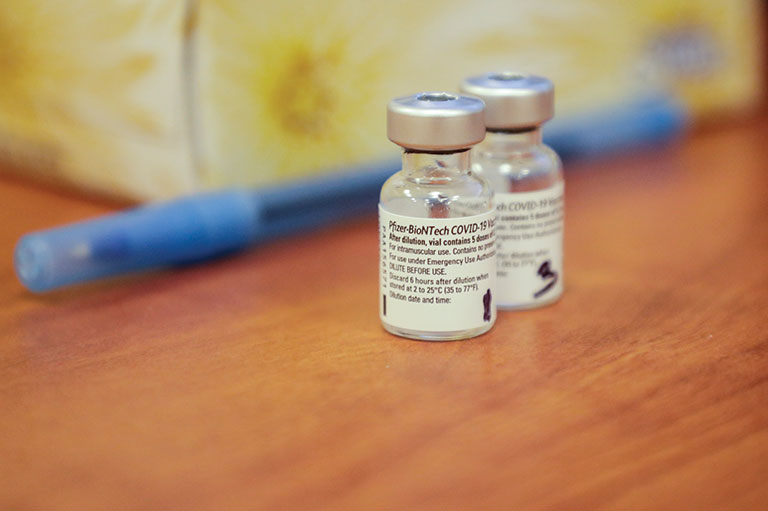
left=0, top=0, right=764, bottom=202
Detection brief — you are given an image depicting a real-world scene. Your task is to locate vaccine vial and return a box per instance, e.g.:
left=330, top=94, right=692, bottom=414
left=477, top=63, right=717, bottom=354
left=379, top=92, right=496, bottom=341
left=461, top=73, right=564, bottom=309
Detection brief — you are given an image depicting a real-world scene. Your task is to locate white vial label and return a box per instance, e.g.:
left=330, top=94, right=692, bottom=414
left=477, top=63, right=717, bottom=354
left=495, top=182, right=564, bottom=307
left=379, top=206, right=497, bottom=332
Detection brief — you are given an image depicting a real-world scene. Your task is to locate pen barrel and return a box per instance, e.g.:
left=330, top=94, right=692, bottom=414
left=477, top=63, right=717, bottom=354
left=14, top=190, right=258, bottom=292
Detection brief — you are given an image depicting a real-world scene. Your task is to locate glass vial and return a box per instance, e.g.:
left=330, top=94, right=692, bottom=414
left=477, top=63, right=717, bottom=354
left=461, top=72, right=564, bottom=309
left=379, top=92, right=496, bottom=341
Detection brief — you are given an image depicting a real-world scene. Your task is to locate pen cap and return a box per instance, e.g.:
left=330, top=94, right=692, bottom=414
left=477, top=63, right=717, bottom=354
left=387, top=92, right=486, bottom=151
left=14, top=190, right=259, bottom=293
left=460, top=72, right=554, bottom=130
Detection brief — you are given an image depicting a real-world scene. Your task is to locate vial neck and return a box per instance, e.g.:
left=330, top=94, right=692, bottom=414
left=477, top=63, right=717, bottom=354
left=402, top=149, right=472, bottom=177
left=479, top=128, right=542, bottom=154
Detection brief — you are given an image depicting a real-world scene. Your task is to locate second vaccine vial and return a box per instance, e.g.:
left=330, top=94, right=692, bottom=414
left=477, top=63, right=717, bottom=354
left=461, top=73, right=564, bottom=309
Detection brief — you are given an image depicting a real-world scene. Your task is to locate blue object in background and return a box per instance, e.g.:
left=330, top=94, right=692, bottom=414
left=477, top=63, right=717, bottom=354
left=545, top=95, right=688, bottom=159
left=14, top=161, right=397, bottom=293
left=14, top=94, right=689, bottom=292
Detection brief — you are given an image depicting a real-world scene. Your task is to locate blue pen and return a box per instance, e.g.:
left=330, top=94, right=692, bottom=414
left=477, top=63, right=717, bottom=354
left=14, top=95, right=688, bottom=293
left=14, top=161, right=397, bottom=292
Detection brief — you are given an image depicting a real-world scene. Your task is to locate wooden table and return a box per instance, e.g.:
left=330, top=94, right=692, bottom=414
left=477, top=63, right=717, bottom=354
left=1, top=115, right=767, bottom=510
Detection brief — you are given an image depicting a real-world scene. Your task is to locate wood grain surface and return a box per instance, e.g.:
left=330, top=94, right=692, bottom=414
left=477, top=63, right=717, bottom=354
left=1, top=115, right=767, bottom=510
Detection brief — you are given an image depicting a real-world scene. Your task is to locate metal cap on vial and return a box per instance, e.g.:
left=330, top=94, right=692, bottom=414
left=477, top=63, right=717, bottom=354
left=460, top=72, right=554, bottom=130
left=387, top=92, right=486, bottom=151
